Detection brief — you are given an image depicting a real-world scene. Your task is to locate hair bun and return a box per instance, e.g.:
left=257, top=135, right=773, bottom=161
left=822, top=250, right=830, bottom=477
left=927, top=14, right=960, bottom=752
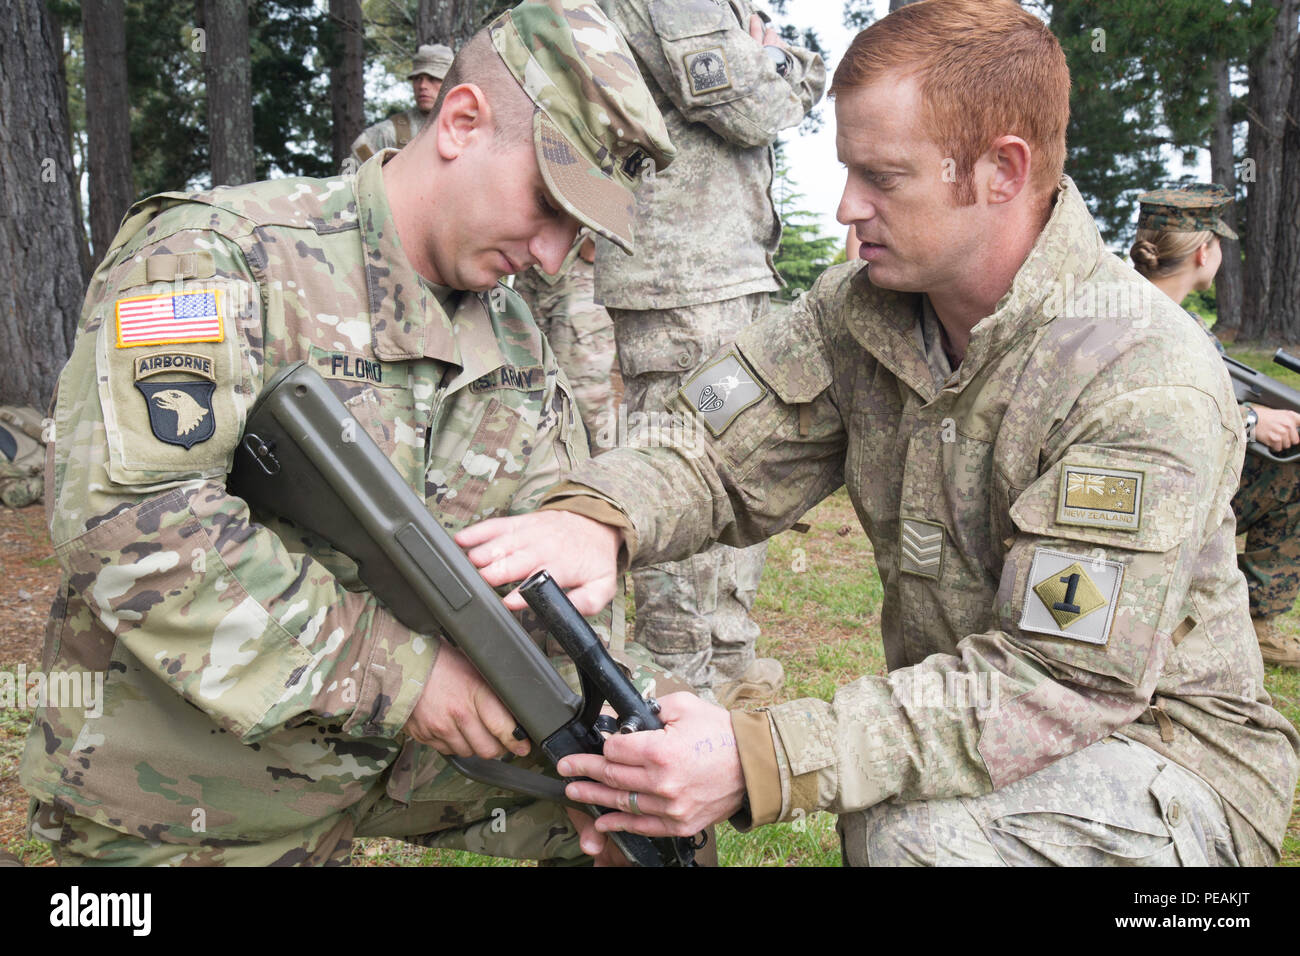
left=1131, top=239, right=1160, bottom=270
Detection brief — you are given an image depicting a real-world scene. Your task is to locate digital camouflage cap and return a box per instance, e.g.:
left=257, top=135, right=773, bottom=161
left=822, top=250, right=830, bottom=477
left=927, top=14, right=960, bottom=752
left=1137, top=183, right=1238, bottom=240
left=490, top=0, right=676, bottom=254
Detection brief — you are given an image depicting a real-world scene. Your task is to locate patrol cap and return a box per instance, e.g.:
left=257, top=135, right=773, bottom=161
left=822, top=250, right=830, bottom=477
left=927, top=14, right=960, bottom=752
left=408, top=44, right=455, bottom=81
left=1136, top=183, right=1237, bottom=240
left=490, top=0, right=676, bottom=254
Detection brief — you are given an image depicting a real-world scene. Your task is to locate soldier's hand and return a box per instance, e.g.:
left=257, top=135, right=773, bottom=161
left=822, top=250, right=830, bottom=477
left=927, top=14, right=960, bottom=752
left=403, top=640, right=530, bottom=759
left=563, top=808, right=634, bottom=866
left=456, top=511, right=622, bottom=615
left=1253, top=405, right=1300, bottom=452
left=557, top=693, right=747, bottom=839
left=748, top=13, right=786, bottom=49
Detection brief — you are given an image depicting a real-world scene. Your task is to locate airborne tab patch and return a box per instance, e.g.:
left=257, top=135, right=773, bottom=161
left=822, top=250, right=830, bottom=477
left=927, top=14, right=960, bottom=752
left=678, top=351, right=766, bottom=436
left=684, top=47, right=731, bottom=96
left=1056, top=464, right=1143, bottom=531
left=1019, top=548, right=1124, bottom=645
left=115, top=290, right=224, bottom=348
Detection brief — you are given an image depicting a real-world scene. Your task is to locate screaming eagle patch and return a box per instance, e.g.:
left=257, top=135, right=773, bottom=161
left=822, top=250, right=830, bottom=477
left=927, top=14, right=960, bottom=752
left=678, top=351, right=766, bottom=436
left=134, top=351, right=217, bottom=449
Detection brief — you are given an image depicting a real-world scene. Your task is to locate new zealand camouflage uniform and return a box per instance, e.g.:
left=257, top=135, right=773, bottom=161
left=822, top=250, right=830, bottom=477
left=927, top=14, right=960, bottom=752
left=19, top=155, right=623, bottom=866
left=545, top=179, right=1300, bottom=865
left=592, top=0, right=825, bottom=693
left=512, top=246, right=618, bottom=445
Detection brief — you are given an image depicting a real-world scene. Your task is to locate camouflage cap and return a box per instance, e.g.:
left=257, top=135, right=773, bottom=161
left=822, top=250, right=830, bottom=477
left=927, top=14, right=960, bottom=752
left=408, top=43, right=455, bottom=80
left=1137, top=183, right=1237, bottom=240
left=490, top=0, right=676, bottom=254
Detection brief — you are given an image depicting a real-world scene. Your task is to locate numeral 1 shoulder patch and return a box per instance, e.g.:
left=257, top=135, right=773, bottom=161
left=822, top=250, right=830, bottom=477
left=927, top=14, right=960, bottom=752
left=1056, top=464, right=1144, bottom=532
left=678, top=351, right=766, bottom=436
left=684, top=47, right=731, bottom=95
left=1019, top=548, right=1124, bottom=645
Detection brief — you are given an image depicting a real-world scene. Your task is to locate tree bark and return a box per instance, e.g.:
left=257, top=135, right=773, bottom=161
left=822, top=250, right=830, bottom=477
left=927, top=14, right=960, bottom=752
left=201, top=0, right=255, bottom=186
left=82, top=0, right=135, bottom=261
left=1240, top=0, right=1298, bottom=340
left=1267, top=30, right=1300, bottom=340
left=327, top=0, right=365, bottom=169
left=1210, top=58, right=1243, bottom=335
left=0, top=0, right=89, bottom=407
left=417, top=0, right=477, bottom=48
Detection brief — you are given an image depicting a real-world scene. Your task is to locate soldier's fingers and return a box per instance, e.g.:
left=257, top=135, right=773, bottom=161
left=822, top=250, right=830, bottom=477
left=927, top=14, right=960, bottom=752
left=563, top=578, right=617, bottom=616
left=458, top=718, right=508, bottom=760
left=428, top=722, right=475, bottom=758
left=748, top=13, right=763, bottom=41
left=592, top=810, right=683, bottom=839
left=475, top=686, right=530, bottom=757
left=558, top=752, right=659, bottom=793
left=564, top=779, right=668, bottom=818
left=454, top=516, right=520, bottom=551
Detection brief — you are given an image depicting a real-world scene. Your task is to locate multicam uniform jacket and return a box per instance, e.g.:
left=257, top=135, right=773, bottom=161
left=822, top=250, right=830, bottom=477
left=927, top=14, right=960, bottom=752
left=547, top=179, right=1300, bottom=864
left=593, top=0, right=825, bottom=310
left=21, top=152, right=595, bottom=850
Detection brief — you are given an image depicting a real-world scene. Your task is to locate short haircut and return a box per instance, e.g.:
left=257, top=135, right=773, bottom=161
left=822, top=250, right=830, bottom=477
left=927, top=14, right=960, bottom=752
left=831, top=0, right=1070, bottom=205
left=427, top=28, right=535, bottom=149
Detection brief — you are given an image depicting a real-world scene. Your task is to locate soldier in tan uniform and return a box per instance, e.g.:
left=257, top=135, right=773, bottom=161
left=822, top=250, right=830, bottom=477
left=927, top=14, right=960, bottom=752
left=460, top=0, right=1300, bottom=866
left=348, top=43, right=454, bottom=165
left=20, top=0, right=676, bottom=866
left=591, top=0, right=825, bottom=705
left=513, top=232, right=618, bottom=444
left=1132, top=184, right=1300, bottom=671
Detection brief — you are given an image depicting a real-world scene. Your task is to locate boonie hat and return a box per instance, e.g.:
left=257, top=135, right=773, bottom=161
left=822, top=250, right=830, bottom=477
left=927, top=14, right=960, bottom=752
left=490, top=0, right=676, bottom=254
left=408, top=44, right=455, bottom=81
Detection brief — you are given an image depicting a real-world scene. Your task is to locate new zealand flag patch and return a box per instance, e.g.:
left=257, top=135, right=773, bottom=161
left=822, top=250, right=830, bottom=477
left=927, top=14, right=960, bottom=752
left=135, top=381, right=216, bottom=449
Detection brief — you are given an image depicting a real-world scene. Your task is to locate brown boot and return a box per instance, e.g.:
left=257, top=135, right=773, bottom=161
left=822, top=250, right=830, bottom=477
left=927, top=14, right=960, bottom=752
left=1254, top=617, right=1300, bottom=669
left=715, top=657, right=785, bottom=709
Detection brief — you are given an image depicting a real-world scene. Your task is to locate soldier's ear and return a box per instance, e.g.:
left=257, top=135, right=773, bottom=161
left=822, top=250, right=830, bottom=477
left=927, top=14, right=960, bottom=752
left=434, top=83, right=490, bottom=161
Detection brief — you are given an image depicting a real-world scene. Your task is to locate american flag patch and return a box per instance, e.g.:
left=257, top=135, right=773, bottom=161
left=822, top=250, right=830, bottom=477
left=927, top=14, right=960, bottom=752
left=115, top=290, right=224, bottom=348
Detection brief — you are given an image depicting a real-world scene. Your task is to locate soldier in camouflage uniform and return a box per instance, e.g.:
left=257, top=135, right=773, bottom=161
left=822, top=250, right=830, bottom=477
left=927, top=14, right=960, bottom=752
left=348, top=44, right=455, bottom=166
left=591, top=0, right=825, bottom=703
left=20, top=0, right=676, bottom=866
left=462, top=0, right=1300, bottom=866
left=1132, top=184, right=1300, bottom=670
left=513, top=232, right=618, bottom=445
left=0, top=407, right=47, bottom=508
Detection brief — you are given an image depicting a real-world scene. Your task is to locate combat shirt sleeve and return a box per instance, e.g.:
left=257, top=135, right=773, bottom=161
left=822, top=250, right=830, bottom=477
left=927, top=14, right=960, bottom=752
left=539, top=286, right=847, bottom=565
left=608, top=0, right=825, bottom=149
left=48, top=215, right=436, bottom=745
left=756, top=371, right=1246, bottom=824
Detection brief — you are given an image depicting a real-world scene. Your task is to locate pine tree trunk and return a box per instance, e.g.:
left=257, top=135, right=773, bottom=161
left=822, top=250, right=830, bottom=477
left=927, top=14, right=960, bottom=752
left=202, top=0, right=255, bottom=186
left=1241, top=0, right=1298, bottom=340
left=0, top=0, right=89, bottom=408
left=328, top=0, right=365, bottom=169
left=417, top=0, right=477, bottom=48
left=82, top=0, right=135, bottom=261
left=1210, top=58, right=1243, bottom=335
left=1267, top=34, right=1300, bottom=341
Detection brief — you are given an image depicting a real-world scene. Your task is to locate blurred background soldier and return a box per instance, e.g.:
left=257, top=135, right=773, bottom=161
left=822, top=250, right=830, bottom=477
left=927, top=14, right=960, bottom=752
left=1133, top=183, right=1300, bottom=670
left=349, top=43, right=454, bottom=164
left=593, top=0, right=825, bottom=706
left=513, top=231, right=619, bottom=448
left=0, top=406, right=47, bottom=508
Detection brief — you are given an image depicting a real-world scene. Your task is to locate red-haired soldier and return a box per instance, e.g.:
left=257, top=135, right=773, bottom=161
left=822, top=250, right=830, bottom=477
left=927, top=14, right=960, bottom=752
left=459, top=0, right=1299, bottom=866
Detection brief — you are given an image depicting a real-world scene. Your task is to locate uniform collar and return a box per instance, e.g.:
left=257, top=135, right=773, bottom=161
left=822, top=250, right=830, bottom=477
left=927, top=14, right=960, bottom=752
left=353, top=150, right=513, bottom=388
left=846, top=177, right=1104, bottom=400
